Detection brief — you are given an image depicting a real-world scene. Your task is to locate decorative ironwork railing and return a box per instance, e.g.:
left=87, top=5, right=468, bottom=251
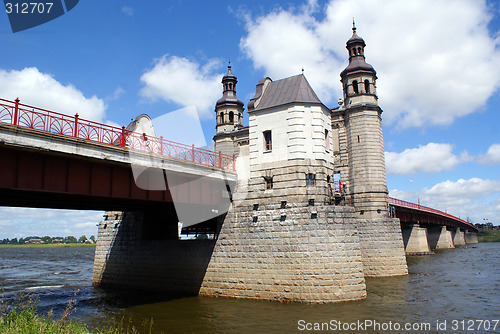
left=0, top=98, right=235, bottom=171
left=389, top=197, right=476, bottom=229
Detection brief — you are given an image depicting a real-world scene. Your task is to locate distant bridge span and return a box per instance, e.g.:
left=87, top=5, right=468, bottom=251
left=389, top=197, right=478, bottom=232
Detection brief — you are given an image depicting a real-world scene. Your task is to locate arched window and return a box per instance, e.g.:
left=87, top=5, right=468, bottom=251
left=352, top=80, right=359, bottom=94
left=364, top=79, right=370, bottom=94
left=358, top=47, right=362, bottom=55
left=353, top=48, right=357, bottom=56
left=219, top=112, right=224, bottom=123
left=229, top=111, right=234, bottom=123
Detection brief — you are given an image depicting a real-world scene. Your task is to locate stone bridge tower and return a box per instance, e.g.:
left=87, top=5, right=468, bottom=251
left=336, top=22, right=389, bottom=219
left=213, top=62, right=245, bottom=157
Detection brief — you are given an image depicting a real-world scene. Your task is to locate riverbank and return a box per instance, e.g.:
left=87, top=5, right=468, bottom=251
left=0, top=295, right=119, bottom=334
left=477, top=230, right=500, bottom=242
left=0, top=243, right=96, bottom=248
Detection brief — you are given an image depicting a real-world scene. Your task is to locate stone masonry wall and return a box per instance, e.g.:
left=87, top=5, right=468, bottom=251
left=356, top=217, right=408, bottom=277
left=93, top=211, right=217, bottom=296
left=199, top=204, right=367, bottom=303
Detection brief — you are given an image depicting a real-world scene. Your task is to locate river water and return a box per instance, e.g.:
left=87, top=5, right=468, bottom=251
left=0, top=243, right=499, bottom=333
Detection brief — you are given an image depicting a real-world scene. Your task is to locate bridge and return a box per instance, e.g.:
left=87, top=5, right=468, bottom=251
left=0, top=98, right=236, bottom=230
left=390, top=197, right=478, bottom=254
left=0, top=97, right=479, bottom=301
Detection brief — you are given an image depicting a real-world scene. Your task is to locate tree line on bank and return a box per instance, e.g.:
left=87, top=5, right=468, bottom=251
left=0, top=235, right=96, bottom=245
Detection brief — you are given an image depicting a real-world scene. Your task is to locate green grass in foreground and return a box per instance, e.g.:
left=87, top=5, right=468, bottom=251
left=477, top=230, right=500, bottom=243
left=0, top=243, right=96, bottom=248
left=1, top=293, right=153, bottom=334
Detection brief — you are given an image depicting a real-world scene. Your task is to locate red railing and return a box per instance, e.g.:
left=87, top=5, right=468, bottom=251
left=389, top=197, right=476, bottom=229
left=0, top=98, right=235, bottom=171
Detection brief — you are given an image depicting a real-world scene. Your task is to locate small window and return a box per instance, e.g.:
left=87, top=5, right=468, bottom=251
left=308, top=199, right=315, bottom=206
left=281, top=201, right=287, bottom=209
left=352, top=80, right=359, bottom=94
left=253, top=204, right=259, bottom=211
left=219, top=112, right=224, bottom=123
left=325, top=129, right=329, bottom=151
left=263, top=130, right=272, bottom=151
left=364, top=79, right=370, bottom=94
left=264, top=176, right=273, bottom=190
left=229, top=111, right=234, bottom=123
left=306, top=173, right=316, bottom=186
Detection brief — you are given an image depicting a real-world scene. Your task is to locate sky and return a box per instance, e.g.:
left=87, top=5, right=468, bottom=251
left=0, top=0, right=499, bottom=239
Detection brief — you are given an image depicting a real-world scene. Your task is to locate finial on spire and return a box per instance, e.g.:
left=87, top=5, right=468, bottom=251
left=228, top=58, right=231, bottom=69
left=302, top=68, right=304, bottom=74
left=352, top=18, right=356, bottom=33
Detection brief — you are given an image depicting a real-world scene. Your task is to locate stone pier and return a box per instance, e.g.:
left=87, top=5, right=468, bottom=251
left=452, top=228, right=466, bottom=246
left=401, top=224, right=432, bottom=255
left=199, top=205, right=367, bottom=303
left=92, top=210, right=219, bottom=296
left=427, top=226, right=455, bottom=250
left=356, top=217, right=408, bottom=276
left=465, top=231, right=479, bottom=244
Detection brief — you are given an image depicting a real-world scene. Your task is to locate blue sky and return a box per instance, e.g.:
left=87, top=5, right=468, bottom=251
left=1, top=0, right=499, bottom=239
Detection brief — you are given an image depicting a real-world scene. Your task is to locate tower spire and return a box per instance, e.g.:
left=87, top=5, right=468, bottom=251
left=352, top=18, right=356, bottom=33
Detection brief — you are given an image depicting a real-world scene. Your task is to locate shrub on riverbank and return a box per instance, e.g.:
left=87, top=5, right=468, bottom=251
left=0, top=294, right=118, bottom=334
left=477, top=230, right=500, bottom=243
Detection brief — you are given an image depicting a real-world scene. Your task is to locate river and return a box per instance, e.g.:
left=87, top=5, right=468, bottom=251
left=0, top=243, right=499, bottom=333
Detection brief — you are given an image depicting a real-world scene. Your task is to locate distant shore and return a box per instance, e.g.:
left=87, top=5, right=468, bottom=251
left=477, top=230, right=500, bottom=243
left=0, top=243, right=96, bottom=248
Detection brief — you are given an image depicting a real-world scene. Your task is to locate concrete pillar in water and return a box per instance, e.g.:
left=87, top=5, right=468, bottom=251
left=92, top=209, right=219, bottom=296
left=427, top=226, right=455, bottom=250
left=402, top=224, right=431, bottom=255
left=452, top=228, right=466, bottom=246
left=465, top=231, right=479, bottom=244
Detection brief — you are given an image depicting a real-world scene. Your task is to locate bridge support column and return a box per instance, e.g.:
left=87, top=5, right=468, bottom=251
left=200, top=205, right=367, bottom=303
left=464, top=231, right=478, bottom=244
left=427, top=226, right=455, bottom=250
left=401, top=224, right=432, bottom=255
left=452, top=228, right=466, bottom=246
left=93, top=208, right=219, bottom=296
left=356, top=217, right=408, bottom=276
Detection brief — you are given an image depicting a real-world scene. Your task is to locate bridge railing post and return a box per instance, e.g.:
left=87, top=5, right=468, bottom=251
left=218, top=151, right=222, bottom=168
left=74, top=113, right=79, bottom=138
left=192, top=144, right=195, bottom=163
left=120, top=125, right=126, bottom=148
left=160, top=136, right=164, bottom=155
left=13, top=97, right=20, bottom=126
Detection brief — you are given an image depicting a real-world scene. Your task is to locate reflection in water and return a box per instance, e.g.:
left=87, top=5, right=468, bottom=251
left=0, top=243, right=499, bottom=333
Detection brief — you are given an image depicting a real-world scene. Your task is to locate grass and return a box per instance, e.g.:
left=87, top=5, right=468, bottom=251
left=0, top=292, right=154, bottom=334
left=0, top=243, right=96, bottom=248
left=477, top=230, right=500, bottom=243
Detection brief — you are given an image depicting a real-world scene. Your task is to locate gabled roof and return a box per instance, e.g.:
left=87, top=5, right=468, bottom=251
left=251, top=74, right=323, bottom=111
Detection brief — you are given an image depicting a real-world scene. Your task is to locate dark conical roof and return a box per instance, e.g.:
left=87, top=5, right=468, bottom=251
left=216, top=61, right=244, bottom=108
left=341, top=21, right=376, bottom=78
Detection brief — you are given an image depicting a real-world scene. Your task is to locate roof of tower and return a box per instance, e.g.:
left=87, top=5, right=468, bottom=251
left=340, top=22, right=376, bottom=78
left=347, top=20, right=365, bottom=46
left=223, top=60, right=236, bottom=80
left=216, top=61, right=244, bottom=108
left=250, top=74, right=323, bottom=111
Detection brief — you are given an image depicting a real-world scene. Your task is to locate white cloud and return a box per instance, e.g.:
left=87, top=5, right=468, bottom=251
left=240, top=0, right=500, bottom=128
left=0, top=208, right=103, bottom=239
left=385, top=143, right=468, bottom=175
left=0, top=67, right=106, bottom=122
left=140, top=55, right=223, bottom=119
left=478, top=143, right=500, bottom=164
left=122, top=6, right=134, bottom=17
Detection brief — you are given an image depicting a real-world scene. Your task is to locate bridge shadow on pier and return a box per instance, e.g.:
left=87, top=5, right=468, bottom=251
left=93, top=208, right=225, bottom=303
